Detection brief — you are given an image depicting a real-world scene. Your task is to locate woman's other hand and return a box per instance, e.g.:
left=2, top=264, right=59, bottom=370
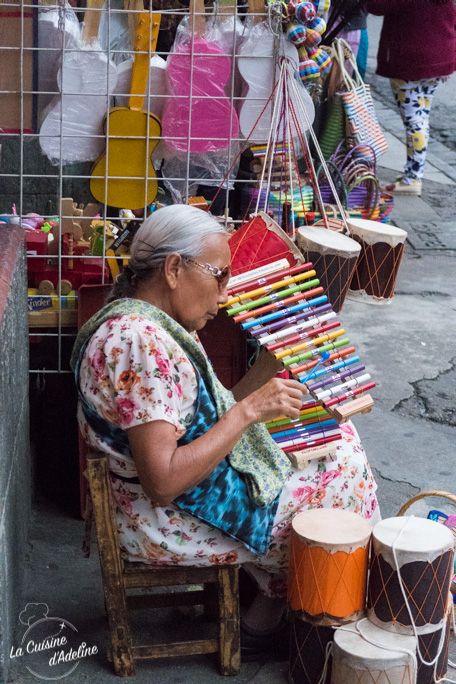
left=240, top=377, right=308, bottom=425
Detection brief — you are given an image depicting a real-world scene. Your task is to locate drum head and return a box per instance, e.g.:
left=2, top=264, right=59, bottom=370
left=373, top=516, right=453, bottom=567
left=292, top=509, right=372, bottom=552
left=333, top=619, right=416, bottom=667
left=297, top=226, right=361, bottom=258
left=347, top=219, right=407, bottom=248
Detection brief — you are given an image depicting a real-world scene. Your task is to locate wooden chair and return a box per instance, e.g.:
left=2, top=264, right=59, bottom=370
left=86, top=450, right=241, bottom=677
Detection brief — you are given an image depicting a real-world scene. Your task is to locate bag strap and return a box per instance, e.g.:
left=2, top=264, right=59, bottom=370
left=335, top=38, right=357, bottom=91
left=337, top=38, right=368, bottom=94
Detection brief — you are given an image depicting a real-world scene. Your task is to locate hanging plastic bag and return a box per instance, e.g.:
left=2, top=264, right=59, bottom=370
left=37, top=3, right=81, bottom=120
left=39, top=5, right=117, bottom=165
left=161, top=2, right=240, bottom=203
left=161, top=6, right=239, bottom=155
left=98, top=0, right=132, bottom=66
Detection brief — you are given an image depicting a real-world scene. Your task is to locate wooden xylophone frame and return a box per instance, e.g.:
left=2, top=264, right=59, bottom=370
left=223, top=258, right=375, bottom=462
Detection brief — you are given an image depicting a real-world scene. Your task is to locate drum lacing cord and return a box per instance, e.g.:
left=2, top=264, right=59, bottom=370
left=314, top=619, right=419, bottom=684
left=315, top=637, right=334, bottom=684
left=392, top=515, right=456, bottom=682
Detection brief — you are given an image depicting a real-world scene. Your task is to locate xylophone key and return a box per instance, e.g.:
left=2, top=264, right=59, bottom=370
left=307, top=364, right=366, bottom=392
left=258, top=311, right=338, bottom=346
left=313, top=373, right=371, bottom=401
left=281, top=433, right=342, bottom=454
left=251, top=303, right=332, bottom=338
left=282, top=338, right=350, bottom=367
left=224, top=268, right=317, bottom=307
left=242, top=295, right=328, bottom=331
left=233, top=286, right=324, bottom=323
left=227, top=260, right=312, bottom=296
left=297, top=355, right=360, bottom=382
left=291, top=346, right=356, bottom=376
left=266, top=320, right=340, bottom=352
left=228, top=278, right=321, bottom=317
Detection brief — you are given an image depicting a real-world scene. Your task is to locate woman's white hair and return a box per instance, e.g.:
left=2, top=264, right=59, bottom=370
left=131, top=204, right=227, bottom=272
left=109, top=205, right=228, bottom=301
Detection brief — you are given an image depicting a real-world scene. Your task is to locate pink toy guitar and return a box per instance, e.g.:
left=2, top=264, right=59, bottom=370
left=161, top=0, right=239, bottom=153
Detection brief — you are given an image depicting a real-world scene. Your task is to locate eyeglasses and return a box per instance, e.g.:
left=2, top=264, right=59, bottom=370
left=183, top=257, right=231, bottom=289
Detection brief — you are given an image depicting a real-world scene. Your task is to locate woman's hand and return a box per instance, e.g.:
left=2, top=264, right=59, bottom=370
left=239, top=377, right=308, bottom=425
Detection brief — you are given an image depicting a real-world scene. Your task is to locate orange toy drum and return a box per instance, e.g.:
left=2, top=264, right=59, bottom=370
left=288, top=509, right=372, bottom=625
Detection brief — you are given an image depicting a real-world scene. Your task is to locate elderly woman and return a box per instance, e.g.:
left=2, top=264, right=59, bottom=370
left=72, top=204, right=380, bottom=659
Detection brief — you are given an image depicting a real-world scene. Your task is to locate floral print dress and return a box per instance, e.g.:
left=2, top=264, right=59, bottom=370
left=78, top=314, right=381, bottom=597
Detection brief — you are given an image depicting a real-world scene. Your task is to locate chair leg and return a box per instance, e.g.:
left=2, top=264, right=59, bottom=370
left=87, top=456, right=135, bottom=676
left=217, top=566, right=241, bottom=676
left=103, top=582, right=136, bottom=676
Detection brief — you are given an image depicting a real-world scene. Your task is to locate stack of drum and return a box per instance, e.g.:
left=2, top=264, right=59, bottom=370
left=288, top=511, right=454, bottom=683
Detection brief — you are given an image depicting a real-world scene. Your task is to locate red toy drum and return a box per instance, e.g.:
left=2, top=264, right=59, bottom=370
left=289, top=615, right=333, bottom=684
left=288, top=509, right=372, bottom=625
left=368, top=517, right=454, bottom=635
left=297, top=226, right=361, bottom=313
left=346, top=219, right=407, bottom=304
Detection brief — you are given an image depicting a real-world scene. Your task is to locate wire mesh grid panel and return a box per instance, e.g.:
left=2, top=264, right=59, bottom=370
left=0, top=0, right=330, bottom=373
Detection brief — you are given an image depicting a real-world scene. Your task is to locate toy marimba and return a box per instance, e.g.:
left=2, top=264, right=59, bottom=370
left=224, top=258, right=375, bottom=462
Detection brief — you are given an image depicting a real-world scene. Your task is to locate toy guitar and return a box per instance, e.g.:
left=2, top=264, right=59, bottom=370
left=237, top=0, right=314, bottom=144
left=114, top=0, right=168, bottom=120
left=90, top=13, right=161, bottom=210
left=161, top=0, right=239, bottom=153
left=39, top=0, right=118, bottom=164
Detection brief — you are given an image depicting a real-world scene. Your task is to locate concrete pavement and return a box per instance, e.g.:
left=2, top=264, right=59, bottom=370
left=7, top=13, right=456, bottom=684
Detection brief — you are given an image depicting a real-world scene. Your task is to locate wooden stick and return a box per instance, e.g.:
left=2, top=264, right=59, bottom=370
left=82, top=0, right=105, bottom=46
left=248, top=0, right=266, bottom=25
left=190, top=0, right=206, bottom=36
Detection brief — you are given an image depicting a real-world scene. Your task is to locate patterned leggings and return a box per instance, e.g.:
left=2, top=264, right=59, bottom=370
left=390, top=78, right=440, bottom=184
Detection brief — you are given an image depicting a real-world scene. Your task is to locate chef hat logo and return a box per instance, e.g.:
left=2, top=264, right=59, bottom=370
left=19, top=603, right=49, bottom=626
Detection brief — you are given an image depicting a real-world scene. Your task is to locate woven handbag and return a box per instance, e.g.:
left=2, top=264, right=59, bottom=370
left=315, top=41, right=349, bottom=160
left=337, top=40, right=388, bottom=159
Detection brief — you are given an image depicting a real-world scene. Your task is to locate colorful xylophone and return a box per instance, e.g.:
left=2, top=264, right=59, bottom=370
left=223, top=259, right=375, bottom=463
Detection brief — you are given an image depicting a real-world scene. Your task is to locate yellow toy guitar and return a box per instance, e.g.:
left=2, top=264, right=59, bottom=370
left=90, top=12, right=161, bottom=210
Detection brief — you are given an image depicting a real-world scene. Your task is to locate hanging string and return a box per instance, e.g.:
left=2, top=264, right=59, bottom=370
left=207, top=79, right=280, bottom=213
left=285, top=61, right=351, bottom=235
left=390, top=516, right=456, bottom=683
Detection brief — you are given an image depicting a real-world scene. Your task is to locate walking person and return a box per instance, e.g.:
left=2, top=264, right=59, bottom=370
left=367, top=0, right=456, bottom=196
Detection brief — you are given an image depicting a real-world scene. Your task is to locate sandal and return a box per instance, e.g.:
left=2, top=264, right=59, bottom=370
left=382, top=178, right=422, bottom=196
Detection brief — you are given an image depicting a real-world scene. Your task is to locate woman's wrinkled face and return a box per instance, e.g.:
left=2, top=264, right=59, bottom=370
left=172, top=233, right=231, bottom=332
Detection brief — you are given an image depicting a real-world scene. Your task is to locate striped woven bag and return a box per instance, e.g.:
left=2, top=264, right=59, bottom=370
left=337, top=39, right=388, bottom=159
